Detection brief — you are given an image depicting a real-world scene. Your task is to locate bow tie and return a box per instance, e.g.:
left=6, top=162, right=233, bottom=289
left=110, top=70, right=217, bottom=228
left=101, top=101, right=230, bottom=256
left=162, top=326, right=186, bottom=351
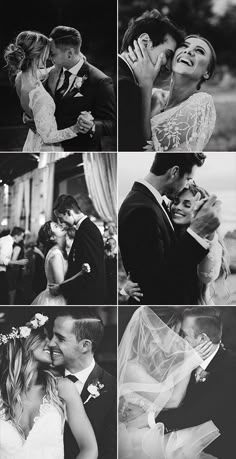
left=65, top=374, right=78, bottom=383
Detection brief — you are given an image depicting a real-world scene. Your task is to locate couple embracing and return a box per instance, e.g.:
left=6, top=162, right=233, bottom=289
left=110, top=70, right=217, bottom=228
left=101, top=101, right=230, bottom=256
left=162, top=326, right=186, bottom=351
left=119, top=306, right=236, bottom=459
left=0, top=307, right=116, bottom=458
left=119, top=9, right=216, bottom=152
left=32, top=195, right=106, bottom=306
left=119, top=153, right=228, bottom=306
left=4, top=26, right=116, bottom=152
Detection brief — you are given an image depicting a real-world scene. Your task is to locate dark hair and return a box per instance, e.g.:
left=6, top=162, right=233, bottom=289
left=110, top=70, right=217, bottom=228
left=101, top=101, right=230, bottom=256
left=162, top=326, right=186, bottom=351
left=121, top=9, right=184, bottom=52
left=150, top=306, right=183, bottom=329
left=150, top=153, right=206, bottom=177
left=183, top=307, right=222, bottom=344
left=50, top=26, right=82, bottom=51
left=4, top=31, right=49, bottom=81
left=55, top=307, right=104, bottom=353
left=11, top=227, right=25, bottom=237
left=38, top=221, right=56, bottom=254
left=53, top=195, right=81, bottom=215
left=184, top=35, right=216, bottom=90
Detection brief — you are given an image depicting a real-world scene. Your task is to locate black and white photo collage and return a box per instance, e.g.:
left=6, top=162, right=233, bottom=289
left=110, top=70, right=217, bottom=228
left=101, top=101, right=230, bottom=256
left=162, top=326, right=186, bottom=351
left=0, top=1, right=236, bottom=458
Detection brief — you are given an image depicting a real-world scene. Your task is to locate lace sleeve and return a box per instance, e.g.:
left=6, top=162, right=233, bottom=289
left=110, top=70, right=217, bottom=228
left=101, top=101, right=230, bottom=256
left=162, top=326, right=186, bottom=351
left=150, top=92, right=216, bottom=152
left=197, top=233, right=222, bottom=284
left=29, top=87, right=77, bottom=144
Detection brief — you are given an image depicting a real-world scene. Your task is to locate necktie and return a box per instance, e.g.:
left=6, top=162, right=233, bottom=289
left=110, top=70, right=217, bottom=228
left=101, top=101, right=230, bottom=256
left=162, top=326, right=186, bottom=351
left=56, top=70, right=71, bottom=99
left=65, top=374, right=78, bottom=383
left=162, top=199, right=169, bottom=214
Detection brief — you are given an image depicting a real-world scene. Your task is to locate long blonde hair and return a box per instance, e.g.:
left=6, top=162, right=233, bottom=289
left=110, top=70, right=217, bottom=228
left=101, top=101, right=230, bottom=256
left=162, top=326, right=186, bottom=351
left=0, top=327, right=63, bottom=436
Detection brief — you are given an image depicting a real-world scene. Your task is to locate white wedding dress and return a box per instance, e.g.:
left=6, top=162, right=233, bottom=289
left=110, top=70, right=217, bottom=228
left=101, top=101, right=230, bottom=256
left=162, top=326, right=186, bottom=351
left=119, top=307, right=220, bottom=459
left=145, top=90, right=216, bottom=152
left=23, top=81, right=77, bottom=152
left=31, top=247, right=67, bottom=305
left=0, top=396, right=64, bottom=459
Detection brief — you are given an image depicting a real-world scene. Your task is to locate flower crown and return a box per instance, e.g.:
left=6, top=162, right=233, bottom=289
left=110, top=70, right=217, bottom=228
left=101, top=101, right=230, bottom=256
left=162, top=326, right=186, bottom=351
left=0, top=313, right=48, bottom=346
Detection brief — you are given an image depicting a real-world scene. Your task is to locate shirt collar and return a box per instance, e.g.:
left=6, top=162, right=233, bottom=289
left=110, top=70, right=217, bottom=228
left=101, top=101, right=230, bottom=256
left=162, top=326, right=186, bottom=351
left=200, top=344, right=220, bottom=370
left=65, top=358, right=95, bottom=384
left=137, top=179, right=174, bottom=230
left=64, top=56, right=84, bottom=76
left=75, top=213, right=87, bottom=230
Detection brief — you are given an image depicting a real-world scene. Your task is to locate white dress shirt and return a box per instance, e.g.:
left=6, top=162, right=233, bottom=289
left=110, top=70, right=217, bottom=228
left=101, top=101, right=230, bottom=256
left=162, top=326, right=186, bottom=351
left=57, top=57, right=85, bottom=95
left=0, top=235, right=14, bottom=272
left=65, top=358, right=95, bottom=394
left=137, top=179, right=209, bottom=249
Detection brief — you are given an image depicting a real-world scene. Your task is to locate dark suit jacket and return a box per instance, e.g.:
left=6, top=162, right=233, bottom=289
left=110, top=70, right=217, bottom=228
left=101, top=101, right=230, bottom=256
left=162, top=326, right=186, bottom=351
left=47, top=60, right=116, bottom=151
left=64, top=363, right=117, bottom=459
left=157, top=347, right=236, bottom=459
left=118, top=56, right=145, bottom=152
left=119, top=182, right=208, bottom=305
left=60, top=218, right=106, bottom=305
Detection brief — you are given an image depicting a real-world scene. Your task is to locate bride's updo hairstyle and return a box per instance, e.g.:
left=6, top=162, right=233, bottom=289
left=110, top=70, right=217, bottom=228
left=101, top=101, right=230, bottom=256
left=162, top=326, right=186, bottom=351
left=0, top=321, right=63, bottom=436
left=38, top=221, right=57, bottom=255
left=4, top=31, right=49, bottom=80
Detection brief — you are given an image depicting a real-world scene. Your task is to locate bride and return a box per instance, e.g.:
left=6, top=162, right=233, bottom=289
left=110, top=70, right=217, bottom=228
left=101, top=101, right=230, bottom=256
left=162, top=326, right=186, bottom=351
left=118, top=306, right=220, bottom=458
left=0, top=313, right=98, bottom=459
left=31, top=221, right=90, bottom=305
left=4, top=31, right=91, bottom=152
left=125, top=35, right=216, bottom=151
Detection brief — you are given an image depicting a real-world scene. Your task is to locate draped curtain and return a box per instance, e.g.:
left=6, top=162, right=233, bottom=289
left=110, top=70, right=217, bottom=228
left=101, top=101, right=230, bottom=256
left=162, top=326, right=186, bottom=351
left=83, top=153, right=117, bottom=223
left=10, top=163, right=55, bottom=238
left=38, top=152, right=71, bottom=168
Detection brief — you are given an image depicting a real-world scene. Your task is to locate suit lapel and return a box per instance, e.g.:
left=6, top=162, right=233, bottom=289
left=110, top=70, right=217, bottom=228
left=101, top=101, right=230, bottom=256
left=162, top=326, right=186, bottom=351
left=132, top=182, right=174, bottom=233
left=207, top=346, right=225, bottom=373
left=81, top=363, right=103, bottom=403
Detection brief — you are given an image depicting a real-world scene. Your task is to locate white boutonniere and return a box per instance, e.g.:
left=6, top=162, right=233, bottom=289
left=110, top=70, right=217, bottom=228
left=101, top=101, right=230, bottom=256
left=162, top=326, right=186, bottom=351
left=74, top=75, right=88, bottom=91
left=84, top=381, right=105, bottom=404
left=195, top=369, right=210, bottom=383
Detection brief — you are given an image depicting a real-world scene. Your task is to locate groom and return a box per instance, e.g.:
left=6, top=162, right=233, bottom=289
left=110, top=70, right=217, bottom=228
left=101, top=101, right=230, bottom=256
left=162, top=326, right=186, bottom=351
left=118, top=9, right=184, bottom=151
left=49, top=307, right=117, bottom=459
left=52, top=194, right=106, bottom=305
left=46, top=25, right=116, bottom=151
left=156, top=307, right=236, bottom=459
left=119, top=153, right=222, bottom=305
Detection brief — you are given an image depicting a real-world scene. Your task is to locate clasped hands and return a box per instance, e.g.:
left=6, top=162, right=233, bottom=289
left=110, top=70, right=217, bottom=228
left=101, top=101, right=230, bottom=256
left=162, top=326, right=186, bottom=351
left=76, top=110, right=94, bottom=134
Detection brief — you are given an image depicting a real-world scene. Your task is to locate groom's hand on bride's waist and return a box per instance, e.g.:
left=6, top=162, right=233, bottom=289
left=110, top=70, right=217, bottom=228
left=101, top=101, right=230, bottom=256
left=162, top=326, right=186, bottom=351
left=23, top=112, right=37, bottom=134
left=49, top=284, right=61, bottom=296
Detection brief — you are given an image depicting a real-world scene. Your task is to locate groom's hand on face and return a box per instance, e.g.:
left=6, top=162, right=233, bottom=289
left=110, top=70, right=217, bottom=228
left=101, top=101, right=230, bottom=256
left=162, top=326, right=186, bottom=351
left=190, top=194, right=221, bottom=238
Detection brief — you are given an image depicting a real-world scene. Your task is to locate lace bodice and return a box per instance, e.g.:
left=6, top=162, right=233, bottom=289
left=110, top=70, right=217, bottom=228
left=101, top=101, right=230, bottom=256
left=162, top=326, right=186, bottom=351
left=0, top=397, right=64, bottom=459
left=146, top=91, right=216, bottom=152
left=45, top=247, right=68, bottom=287
left=23, top=82, right=77, bottom=152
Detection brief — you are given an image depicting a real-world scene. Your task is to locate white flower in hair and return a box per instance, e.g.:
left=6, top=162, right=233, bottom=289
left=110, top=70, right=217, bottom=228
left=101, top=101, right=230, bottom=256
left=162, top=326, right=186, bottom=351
left=31, top=319, right=38, bottom=329
left=19, top=326, right=31, bottom=338
left=35, top=313, right=48, bottom=326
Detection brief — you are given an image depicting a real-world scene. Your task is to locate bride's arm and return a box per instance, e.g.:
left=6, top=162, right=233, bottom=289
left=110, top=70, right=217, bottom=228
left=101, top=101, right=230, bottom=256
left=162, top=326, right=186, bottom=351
left=124, top=39, right=164, bottom=141
left=30, top=88, right=81, bottom=144
left=197, top=232, right=223, bottom=284
left=48, top=253, right=66, bottom=285
left=58, top=379, right=98, bottom=459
